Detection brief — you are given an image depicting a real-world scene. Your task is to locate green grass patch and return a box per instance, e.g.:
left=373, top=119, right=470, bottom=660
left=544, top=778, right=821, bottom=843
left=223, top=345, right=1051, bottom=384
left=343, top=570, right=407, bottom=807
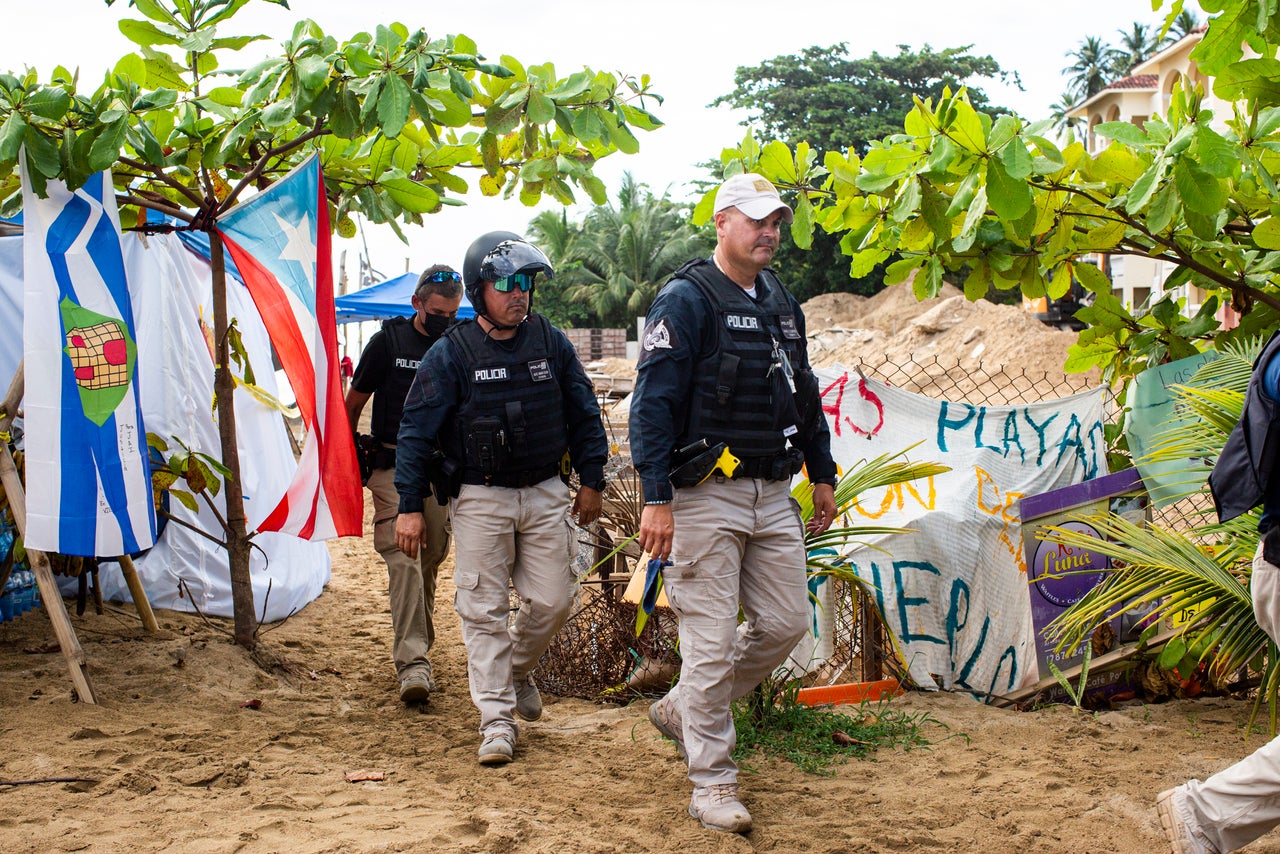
left=731, top=679, right=961, bottom=775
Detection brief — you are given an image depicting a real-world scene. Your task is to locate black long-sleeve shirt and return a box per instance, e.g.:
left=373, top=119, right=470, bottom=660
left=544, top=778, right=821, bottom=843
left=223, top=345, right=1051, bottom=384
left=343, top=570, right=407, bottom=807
left=629, top=268, right=837, bottom=504
left=394, top=318, right=607, bottom=513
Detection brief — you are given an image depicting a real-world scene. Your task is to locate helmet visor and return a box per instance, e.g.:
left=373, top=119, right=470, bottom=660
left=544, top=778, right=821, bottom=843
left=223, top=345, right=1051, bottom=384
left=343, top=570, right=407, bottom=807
left=479, top=240, right=554, bottom=283
left=493, top=272, right=537, bottom=293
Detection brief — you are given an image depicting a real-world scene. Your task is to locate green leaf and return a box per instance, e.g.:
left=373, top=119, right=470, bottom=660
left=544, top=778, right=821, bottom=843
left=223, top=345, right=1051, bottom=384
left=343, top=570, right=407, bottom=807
left=1214, top=57, right=1280, bottom=104
left=205, top=86, right=243, bottom=108
left=382, top=178, right=439, bottom=213
left=24, top=88, right=70, bottom=121
left=1074, top=261, right=1112, bottom=295
left=952, top=185, right=988, bottom=253
left=23, top=126, right=61, bottom=177
left=0, top=112, right=27, bottom=162
left=1001, top=136, right=1032, bottom=180
left=1146, top=182, right=1179, bottom=235
left=1174, top=159, right=1228, bottom=217
left=1254, top=218, right=1280, bottom=250
left=113, top=53, right=148, bottom=86
left=1125, top=161, right=1164, bottom=215
left=378, top=74, right=411, bottom=138
left=527, top=90, right=555, bottom=125
left=1194, top=126, right=1238, bottom=178
left=544, top=71, right=591, bottom=100
left=1095, top=121, right=1148, bottom=147
left=791, top=193, right=814, bottom=250
left=129, top=0, right=181, bottom=26
left=759, top=140, right=797, bottom=184
left=986, top=157, right=1032, bottom=220
left=88, top=120, right=127, bottom=172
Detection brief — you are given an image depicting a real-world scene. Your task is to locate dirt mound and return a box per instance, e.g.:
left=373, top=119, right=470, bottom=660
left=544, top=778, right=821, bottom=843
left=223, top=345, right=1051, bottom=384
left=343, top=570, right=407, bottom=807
left=806, top=282, right=1091, bottom=381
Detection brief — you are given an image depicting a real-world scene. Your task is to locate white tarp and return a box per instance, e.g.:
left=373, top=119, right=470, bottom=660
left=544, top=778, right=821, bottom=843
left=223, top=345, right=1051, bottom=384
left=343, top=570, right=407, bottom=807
left=815, top=366, right=1107, bottom=698
left=0, top=232, right=331, bottom=621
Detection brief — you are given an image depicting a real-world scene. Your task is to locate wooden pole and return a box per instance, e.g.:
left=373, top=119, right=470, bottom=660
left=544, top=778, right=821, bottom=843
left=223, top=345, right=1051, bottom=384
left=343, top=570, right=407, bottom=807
left=0, top=362, right=97, bottom=703
left=116, top=555, right=158, bottom=632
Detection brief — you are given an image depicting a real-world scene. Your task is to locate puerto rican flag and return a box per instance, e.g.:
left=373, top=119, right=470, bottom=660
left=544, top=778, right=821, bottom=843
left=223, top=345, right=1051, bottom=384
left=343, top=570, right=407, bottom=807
left=21, top=163, right=157, bottom=556
left=216, top=155, right=361, bottom=540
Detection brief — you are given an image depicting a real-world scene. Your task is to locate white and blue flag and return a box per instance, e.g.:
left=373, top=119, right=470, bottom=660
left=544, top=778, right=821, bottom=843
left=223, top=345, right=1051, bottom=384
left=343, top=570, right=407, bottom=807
left=21, top=160, right=156, bottom=557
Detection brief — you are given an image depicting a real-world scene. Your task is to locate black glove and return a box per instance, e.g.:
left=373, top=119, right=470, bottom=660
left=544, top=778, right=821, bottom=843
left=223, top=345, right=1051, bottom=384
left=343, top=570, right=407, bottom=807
left=355, top=433, right=377, bottom=486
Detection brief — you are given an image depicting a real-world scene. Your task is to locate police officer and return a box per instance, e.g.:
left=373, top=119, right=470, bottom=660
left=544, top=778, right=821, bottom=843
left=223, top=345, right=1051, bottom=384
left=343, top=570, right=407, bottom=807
left=394, top=232, right=607, bottom=766
left=1159, top=332, right=1280, bottom=853
left=345, top=265, right=463, bottom=705
left=630, top=173, right=838, bottom=833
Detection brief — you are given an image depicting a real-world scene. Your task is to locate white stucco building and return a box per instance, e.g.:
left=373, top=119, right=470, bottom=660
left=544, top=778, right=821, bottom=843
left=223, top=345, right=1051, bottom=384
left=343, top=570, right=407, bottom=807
left=1065, top=27, right=1227, bottom=317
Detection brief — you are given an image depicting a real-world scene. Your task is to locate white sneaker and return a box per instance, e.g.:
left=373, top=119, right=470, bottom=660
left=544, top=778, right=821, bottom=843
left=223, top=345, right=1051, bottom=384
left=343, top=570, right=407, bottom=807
left=477, top=731, right=515, bottom=765
left=514, top=674, right=543, bottom=722
left=689, top=783, right=752, bottom=833
left=1156, top=787, right=1210, bottom=854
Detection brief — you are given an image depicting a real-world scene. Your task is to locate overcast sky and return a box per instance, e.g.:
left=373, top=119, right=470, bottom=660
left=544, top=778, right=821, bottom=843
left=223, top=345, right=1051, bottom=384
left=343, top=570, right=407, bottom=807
left=4, top=0, right=1187, bottom=284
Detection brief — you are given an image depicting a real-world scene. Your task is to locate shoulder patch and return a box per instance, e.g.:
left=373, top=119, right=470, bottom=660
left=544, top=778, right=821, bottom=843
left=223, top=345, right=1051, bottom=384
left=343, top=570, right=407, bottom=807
left=643, top=317, right=676, bottom=352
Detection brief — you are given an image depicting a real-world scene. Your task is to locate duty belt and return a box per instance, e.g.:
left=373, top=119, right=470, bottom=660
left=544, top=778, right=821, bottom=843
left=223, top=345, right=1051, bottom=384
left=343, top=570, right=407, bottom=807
left=733, top=450, right=804, bottom=481
left=460, top=461, right=562, bottom=489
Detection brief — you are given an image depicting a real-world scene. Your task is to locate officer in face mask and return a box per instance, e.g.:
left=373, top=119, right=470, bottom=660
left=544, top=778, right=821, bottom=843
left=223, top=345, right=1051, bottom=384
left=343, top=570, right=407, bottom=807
left=344, top=265, right=464, bottom=706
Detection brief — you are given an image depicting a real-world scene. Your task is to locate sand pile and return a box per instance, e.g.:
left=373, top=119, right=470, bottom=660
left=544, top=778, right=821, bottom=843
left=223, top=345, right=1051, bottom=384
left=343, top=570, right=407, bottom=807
left=803, top=282, right=1088, bottom=379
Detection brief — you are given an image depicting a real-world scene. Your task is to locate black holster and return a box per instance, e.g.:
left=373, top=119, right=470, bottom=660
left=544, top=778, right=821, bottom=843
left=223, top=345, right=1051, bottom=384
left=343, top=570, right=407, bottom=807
left=426, top=449, right=462, bottom=506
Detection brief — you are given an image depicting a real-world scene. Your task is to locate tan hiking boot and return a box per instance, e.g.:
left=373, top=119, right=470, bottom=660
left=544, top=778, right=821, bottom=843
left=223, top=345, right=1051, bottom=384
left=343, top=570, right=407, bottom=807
left=689, top=783, right=752, bottom=834
left=648, top=692, right=686, bottom=760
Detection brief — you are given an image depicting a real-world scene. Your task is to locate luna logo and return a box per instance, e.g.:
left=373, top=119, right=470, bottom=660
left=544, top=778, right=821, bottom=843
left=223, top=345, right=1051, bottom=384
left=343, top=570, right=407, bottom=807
left=725, top=314, right=760, bottom=331
left=474, top=367, right=509, bottom=382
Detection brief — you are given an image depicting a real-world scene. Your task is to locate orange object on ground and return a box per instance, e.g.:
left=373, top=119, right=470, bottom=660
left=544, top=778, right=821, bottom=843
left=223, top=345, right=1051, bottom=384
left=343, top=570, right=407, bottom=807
left=795, top=678, right=902, bottom=707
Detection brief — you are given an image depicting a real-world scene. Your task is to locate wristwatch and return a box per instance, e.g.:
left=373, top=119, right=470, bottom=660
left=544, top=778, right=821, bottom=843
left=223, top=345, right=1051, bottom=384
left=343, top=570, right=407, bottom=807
left=583, top=479, right=607, bottom=492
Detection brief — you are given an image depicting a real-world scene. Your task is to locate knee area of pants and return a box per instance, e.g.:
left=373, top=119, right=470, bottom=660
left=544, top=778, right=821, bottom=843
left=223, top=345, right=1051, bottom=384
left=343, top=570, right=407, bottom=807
left=751, top=610, right=809, bottom=644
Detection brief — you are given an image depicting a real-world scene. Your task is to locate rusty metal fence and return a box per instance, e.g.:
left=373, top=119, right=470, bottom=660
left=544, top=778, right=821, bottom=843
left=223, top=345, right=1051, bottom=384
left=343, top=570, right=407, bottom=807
left=533, top=355, right=1205, bottom=703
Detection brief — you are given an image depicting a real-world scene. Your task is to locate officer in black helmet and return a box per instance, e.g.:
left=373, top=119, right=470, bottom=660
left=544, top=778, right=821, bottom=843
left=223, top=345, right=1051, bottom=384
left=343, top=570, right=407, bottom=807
left=394, top=231, right=608, bottom=766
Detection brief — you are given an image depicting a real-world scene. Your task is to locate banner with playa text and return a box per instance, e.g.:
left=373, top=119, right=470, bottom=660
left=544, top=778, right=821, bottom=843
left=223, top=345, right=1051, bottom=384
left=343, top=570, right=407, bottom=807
left=815, top=367, right=1107, bottom=699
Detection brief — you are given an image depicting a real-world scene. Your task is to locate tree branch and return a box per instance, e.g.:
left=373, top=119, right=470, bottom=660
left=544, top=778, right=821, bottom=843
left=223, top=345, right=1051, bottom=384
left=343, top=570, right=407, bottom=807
left=117, top=156, right=205, bottom=209
left=216, top=126, right=329, bottom=217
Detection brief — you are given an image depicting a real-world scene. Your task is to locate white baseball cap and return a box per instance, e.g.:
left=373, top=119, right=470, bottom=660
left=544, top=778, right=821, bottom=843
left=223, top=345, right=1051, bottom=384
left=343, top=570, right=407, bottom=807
left=713, top=173, right=794, bottom=223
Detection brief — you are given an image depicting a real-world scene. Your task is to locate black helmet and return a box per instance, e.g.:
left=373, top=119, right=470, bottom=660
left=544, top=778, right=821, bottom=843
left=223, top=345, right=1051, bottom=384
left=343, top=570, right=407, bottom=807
left=461, top=230, right=555, bottom=310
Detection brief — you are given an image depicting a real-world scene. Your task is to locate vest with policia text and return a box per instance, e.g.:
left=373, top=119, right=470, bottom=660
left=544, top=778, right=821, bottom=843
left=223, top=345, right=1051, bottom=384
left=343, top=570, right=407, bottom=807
left=443, top=314, right=568, bottom=481
left=371, top=316, right=433, bottom=445
left=1210, top=330, right=1280, bottom=528
left=677, top=259, right=808, bottom=461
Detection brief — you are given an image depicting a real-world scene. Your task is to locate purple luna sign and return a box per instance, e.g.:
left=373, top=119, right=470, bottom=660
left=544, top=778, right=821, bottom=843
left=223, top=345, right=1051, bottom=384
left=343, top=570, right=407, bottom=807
left=1019, top=469, right=1149, bottom=692
left=1029, top=521, right=1109, bottom=608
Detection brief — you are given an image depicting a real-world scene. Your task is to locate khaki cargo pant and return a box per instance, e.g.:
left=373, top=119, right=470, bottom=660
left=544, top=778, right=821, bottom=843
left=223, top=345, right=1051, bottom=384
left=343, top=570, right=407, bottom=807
left=661, top=476, right=810, bottom=788
left=1181, top=540, right=1280, bottom=853
left=369, top=466, right=450, bottom=682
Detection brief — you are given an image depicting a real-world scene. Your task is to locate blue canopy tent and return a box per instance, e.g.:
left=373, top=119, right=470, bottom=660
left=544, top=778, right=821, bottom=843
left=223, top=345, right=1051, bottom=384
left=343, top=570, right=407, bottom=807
left=335, top=272, right=475, bottom=323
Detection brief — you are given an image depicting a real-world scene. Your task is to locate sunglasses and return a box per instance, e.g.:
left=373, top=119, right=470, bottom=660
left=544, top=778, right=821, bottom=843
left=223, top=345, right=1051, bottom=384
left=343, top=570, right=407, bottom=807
left=493, top=272, right=536, bottom=293
left=424, top=271, right=461, bottom=284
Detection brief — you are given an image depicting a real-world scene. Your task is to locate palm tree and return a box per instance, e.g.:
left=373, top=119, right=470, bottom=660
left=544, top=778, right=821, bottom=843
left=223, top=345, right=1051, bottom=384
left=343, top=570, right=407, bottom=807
left=1167, top=8, right=1202, bottom=42
left=558, top=173, right=713, bottom=328
left=1050, top=91, right=1082, bottom=140
left=1064, top=36, right=1123, bottom=101
left=1114, top=22, right=1162, bottom=75
left=1041, top=339, right=1280, bottom=728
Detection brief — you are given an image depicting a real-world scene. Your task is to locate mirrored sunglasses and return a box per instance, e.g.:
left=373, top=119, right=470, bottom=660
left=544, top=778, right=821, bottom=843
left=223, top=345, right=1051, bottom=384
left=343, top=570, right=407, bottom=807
left=493, top=272, right=536, bottom=293
left=424, top=271, right=461, bottom=284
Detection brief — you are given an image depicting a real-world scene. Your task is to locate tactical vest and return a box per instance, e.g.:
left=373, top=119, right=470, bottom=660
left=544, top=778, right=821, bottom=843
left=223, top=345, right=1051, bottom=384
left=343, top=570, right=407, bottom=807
left=1210, top=330, right=1280, bottom=526
left=443, top=315, right=568, bottom=482
left=371, top=316, right=433, bottom=444
left=677, top=260, right=807, bottom=461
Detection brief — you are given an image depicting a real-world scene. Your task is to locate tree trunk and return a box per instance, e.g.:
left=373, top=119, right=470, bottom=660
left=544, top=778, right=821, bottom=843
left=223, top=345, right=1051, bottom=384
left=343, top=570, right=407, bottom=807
left=208, top=230, right=256, bottom=649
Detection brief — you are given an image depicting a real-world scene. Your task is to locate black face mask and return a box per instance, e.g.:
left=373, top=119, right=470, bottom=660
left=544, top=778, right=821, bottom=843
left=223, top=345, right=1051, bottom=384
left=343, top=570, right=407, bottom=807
left=420, top=313, right=452, bottom=339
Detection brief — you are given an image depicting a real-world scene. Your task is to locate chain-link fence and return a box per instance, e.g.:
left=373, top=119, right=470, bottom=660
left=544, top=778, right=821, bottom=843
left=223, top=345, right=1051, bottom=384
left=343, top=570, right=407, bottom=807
left=534, top=354, right=1203, bottom=702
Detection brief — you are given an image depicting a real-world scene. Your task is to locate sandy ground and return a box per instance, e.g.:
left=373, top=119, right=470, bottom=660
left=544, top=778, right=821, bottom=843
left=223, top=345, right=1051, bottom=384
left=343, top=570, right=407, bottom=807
left=0, top=296, right=1263, bottom=852
left=1, top=495, right=1279, bottom=854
